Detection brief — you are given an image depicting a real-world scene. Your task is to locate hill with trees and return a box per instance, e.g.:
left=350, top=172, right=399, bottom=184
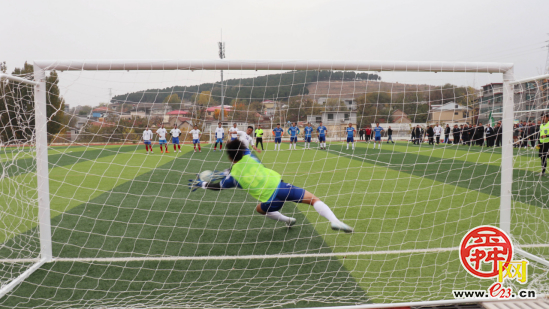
left=111, top=70, right=381, bottom=104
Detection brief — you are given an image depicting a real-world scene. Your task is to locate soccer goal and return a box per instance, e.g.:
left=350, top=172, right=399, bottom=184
left=0, top=60, right=548, bottom=308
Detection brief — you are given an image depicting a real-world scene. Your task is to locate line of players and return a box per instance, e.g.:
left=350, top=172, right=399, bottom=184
left=142, top=121, right=386, bottom=154
left=142, top=124, right=203, bottom=154
left=272, top=121, right=385, bottom=150
left=141, top=122, right=260, bottom=154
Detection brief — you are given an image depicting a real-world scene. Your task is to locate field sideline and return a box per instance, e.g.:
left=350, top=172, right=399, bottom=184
left=0, top=141, right=548, bottom=308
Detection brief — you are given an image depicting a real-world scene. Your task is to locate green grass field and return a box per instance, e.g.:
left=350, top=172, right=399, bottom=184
left=0, top=141, right=548, bottom=308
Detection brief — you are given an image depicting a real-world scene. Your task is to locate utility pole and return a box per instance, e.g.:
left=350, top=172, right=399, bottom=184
left=218, top=31, right=226, bottom=122
left=545, top=35, right=549, bottom=74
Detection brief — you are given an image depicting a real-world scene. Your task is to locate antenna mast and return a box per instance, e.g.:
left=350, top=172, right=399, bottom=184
left=218, top=30, right=226, bottom=121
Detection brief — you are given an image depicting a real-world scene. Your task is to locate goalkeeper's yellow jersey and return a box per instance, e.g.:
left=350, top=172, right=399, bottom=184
left=230, top=155, right=281, bottom=202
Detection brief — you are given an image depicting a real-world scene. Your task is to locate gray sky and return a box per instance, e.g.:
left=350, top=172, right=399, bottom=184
left=3, top=0, right=548, bottom=107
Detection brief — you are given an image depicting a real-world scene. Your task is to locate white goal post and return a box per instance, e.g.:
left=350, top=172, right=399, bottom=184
left=3, top=59, right=548, bottom=306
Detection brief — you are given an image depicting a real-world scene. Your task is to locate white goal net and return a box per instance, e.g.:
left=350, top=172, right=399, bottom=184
left=0, top=60, right=547, bottom=308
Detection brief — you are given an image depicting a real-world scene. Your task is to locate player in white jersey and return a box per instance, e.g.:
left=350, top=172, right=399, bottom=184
left=434, top=123, right=443, bottom=145
left=228, top=123, right=238, bottom=141
left=142, top=126, right=153, bottom=154
left=189, top=125, right=202, bottom=152
left=170, top=124, right=182, bottom=153
left=156, top=124, right=169, bottom=153
left=214, top=122, right=225, bottom=151
left=235, top=126, right=262, bottom=156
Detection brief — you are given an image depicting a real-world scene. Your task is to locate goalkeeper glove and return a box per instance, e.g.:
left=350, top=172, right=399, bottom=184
left=209, top=170, right=228, bottom=182
left=188, top=178, right=205, bottom=192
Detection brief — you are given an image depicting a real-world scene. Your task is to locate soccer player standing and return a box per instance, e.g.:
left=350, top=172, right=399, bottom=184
left=317, top=122, right=328, bottom=150
left=272, top=124, right=284, bottom=151
left=287, top=122, right=300, bottom=150
left=189, top=125, right=202, bottom=153
left=229, top=123, right=238, bottom=141
left=387, top=126, right=394, bottom=144
left=255, top=125, right=264, bottom=151
left=143, top=126, right=153, bottom=154
left=214, top=122, right=225, bottom=151
left=373, top=123, right=384, bottom=149
left=188, top=139, right=353, bottom=233
left=156, top=124, right=169, bottom=153
left=434, top=123, right=442, bottom=145
left=303, top=123, right=314, bottom=149
left=170, top=124, right=182, bottom=153
left=538, top=114, right=549, bottom=177
left=345, top=123, right=356, bottom=150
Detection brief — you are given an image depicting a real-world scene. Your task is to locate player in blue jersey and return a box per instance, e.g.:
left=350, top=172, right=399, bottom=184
left=373, top=122, right=384, bottom=149
left=317, top=122, right=328, bottom=149
left=303, top=122, right=314, bottom=149
left=287, top=122, right=300, bottom=150
left=345, top=123, right=356, bottom=150
left=272, top=124, right=284, bottom=151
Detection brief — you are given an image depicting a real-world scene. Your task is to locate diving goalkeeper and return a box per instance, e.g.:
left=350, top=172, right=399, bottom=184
left=188, top=139, right=353, bottom=233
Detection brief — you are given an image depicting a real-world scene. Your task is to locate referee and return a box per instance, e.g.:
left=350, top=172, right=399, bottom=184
left=255, top=124, right=264, bottom=150
left=539, top=113, right=549, bottom=177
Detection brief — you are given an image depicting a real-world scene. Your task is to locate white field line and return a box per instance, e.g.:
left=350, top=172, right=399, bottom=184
left=1, top=243, right=547, bottom=264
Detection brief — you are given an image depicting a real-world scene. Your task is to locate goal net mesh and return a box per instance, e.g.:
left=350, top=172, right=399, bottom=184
left=0, top=64, right=548, bottom=308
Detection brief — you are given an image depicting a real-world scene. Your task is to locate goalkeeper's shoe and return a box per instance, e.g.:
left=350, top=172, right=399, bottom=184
left=286, top=217, right=297, bottom=227
left=331, top=221, right=353, bottom=233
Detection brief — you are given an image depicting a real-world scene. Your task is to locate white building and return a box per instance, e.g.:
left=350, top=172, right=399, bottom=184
left=317, top=97, right=357, bottom=110
left=307, top=111, right=357, bottom=125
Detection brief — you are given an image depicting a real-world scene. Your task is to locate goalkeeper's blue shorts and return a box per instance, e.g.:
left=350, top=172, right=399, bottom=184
left=260, top=181, right=306, bottom=213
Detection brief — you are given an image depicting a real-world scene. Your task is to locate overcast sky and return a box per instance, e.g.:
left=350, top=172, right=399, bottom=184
left=3, top=0, right=548, bottom=107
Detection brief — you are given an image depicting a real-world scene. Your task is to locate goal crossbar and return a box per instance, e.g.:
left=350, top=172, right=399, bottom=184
left=33, top=59, right=513, bottom=73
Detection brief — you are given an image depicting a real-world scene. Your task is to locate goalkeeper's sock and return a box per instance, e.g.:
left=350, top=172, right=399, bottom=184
left=265, top=211, right=291, bottom=223
left=313, top=201, right=340, bottom=224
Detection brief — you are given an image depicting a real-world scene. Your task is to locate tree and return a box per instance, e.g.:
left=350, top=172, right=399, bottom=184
left=286, top=98, right=323, bottom=122
left=230, top=102, right=250, bottom=121
left=163, top=93, right=182, bottom=110
left=356, top=93, right=395, bottom=126
left=196, top=91, right=217, bottom=106
left=213, top=108, right=228, bottom=120
left=78, top=105, right=93, bottom=116
left=248, top=101, right=264, bottom=114
left=0, top=62, right=65, bottom=143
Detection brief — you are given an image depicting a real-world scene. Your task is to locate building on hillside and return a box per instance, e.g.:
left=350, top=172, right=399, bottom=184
left=391, top=109, right=411, bottom=123
left=317, top=97, right=357, bottom=111
left=512, top=79, right=549, bottom=121
left=478, top=83, right=503, bottom=122
left=150, top=104, right=172, bottom=121
left=166, top=110, right=190, bottom=123
left=167, top=117, right=193, bottom=131
left=205, top=105, right=232, bottom=119
left=91, top=106, right=111, bottom=119
left=307, top=111, right=357, bottom=125
left=429, top=102, right=472, bottom=123
left=262, top=100, right=280, bottom=116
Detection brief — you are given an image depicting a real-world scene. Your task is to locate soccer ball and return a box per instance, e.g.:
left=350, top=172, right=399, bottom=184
left=199, top=170, right=214, bottom=182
